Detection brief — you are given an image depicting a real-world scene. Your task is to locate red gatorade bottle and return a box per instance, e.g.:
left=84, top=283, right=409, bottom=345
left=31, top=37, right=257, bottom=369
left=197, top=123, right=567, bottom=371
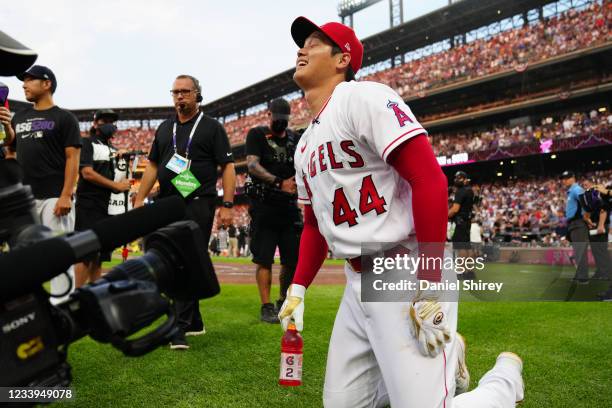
left=121, top=246, right=129, bottom=262
left=279, top=322, right=303, bottom=386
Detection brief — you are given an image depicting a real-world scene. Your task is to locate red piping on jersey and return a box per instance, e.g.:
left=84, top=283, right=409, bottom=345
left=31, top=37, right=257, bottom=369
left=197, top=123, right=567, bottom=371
left=292, top=205, right=328, bottom=288
left=388, top=134, right=447, bottom=282
left=311, top=94, right=333, bottom=124
left=381, top=127, right=426, bottom=159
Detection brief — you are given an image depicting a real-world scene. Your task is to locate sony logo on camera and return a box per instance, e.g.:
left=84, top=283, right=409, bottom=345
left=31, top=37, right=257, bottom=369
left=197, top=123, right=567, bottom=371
left=2, top=312, right=36, bottom=334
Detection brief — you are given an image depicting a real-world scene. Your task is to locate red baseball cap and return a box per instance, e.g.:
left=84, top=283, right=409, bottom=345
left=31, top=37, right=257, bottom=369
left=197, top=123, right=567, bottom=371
left=291, top=17, right=364, bottom=74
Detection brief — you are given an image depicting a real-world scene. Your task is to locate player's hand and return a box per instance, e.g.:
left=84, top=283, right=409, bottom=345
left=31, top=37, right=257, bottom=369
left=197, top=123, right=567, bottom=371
left=409, top=289, right=451, bottom=358
left=53, top=195, right=73, bottom=217
left=597, top=225, right=605, bottom=235
left=218, top=207, right=233, bottom=227
left=278, top=284, right=305, bottom=331
left=113, top=179, right=131, bottom=193
left=280, top=177, right=297, bottom=195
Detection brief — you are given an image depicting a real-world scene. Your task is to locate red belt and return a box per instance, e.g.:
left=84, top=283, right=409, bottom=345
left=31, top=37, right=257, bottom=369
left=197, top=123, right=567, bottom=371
left=347, top=257, right=362, bottom=273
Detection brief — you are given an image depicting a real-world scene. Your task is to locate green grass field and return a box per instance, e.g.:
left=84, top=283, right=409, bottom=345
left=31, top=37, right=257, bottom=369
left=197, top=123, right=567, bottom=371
left=105, top=254, right=348, bottom=267
left=55, top=274, right=612, bottom=407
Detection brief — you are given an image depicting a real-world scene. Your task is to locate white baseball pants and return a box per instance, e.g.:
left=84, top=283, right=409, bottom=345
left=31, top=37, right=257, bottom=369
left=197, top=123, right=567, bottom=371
left=322, top=264, right=523, bottom=408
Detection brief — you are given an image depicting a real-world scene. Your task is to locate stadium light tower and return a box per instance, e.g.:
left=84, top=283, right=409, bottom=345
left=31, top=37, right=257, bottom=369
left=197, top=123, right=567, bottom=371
left=338, top=0, right=403, bottom=28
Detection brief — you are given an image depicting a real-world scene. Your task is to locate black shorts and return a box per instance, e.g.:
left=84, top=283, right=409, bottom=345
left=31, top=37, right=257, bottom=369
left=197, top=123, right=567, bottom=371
left=75, top=205, right=112, bottom=262
left=452, top=222, right=471, bottom=250
left=249, top=209, right=302, bottom=268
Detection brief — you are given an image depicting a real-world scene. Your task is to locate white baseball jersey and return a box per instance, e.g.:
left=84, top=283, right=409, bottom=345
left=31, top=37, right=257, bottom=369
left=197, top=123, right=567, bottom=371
left=294, top=80, right=427, bottom=259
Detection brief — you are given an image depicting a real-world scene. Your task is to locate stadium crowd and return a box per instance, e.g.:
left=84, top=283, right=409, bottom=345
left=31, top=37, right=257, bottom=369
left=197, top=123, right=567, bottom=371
left=111, top=128, right=154, bottom=152
left=217, top=0, right=610, bottom=145
left=430, top=108, right=612, bottom=157
left=88, top=2, right=610, bottom=150
left=471, top=169, right=612, bottom=246
left=418, top=75, right=608, bottom=122
left=366, top=1, right=610, bottom=99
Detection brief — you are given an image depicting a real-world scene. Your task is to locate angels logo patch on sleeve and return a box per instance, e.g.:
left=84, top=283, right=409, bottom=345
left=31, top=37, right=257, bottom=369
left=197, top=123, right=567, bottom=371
left=387, top=100, right=413, bottom=127
left=349, top=81, right=427, bottom=162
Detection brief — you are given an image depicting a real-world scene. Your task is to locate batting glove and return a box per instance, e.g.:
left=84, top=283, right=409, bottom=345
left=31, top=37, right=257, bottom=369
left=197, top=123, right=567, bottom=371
left=278, top=284, right=305, bottom=332
left=409, top=290, right=451, bottom=358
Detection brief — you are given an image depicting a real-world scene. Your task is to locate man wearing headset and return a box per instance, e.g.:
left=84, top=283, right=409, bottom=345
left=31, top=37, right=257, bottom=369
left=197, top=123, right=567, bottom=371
left=135, top=74, right=236, bottom=350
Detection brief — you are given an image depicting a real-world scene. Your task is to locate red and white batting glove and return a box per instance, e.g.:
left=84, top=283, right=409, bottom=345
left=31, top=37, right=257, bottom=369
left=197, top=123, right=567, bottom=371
left=278, top=284, right=305, bottom=332
left=409, top=290, right=451, bottom=358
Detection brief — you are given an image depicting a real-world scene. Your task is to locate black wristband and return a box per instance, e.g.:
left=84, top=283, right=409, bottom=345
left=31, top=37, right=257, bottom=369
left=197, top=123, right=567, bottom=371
left=222, top=201, right=234, bottom=208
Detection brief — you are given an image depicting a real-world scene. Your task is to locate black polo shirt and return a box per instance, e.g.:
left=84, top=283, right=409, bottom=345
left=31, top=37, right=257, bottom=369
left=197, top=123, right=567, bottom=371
left=148, top=111, right=234, bottom=198
left=453, top=185, right=474, bottom=222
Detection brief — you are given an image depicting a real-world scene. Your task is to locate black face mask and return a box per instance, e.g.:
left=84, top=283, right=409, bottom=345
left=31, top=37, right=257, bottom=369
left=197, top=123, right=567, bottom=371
left=98, top=123, right=117, bottom=141
left=271, top=119, right=288, bottom=134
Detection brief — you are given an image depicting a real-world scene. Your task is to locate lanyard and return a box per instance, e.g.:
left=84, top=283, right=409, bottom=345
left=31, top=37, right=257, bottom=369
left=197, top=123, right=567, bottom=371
left=172, top=112, right=203, bottom=159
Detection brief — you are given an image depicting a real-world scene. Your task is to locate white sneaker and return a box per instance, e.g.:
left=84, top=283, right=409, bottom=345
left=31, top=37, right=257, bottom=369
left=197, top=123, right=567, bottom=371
left=185, top=323, right=206, bottom=337
left=455, top=333, right=470, bottom=395
left=497, top=352, right=524, bottom=403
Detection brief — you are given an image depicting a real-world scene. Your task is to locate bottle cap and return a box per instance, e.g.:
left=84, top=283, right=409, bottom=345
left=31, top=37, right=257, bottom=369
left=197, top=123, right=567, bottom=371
left=287, top=322, right=296, bottom=331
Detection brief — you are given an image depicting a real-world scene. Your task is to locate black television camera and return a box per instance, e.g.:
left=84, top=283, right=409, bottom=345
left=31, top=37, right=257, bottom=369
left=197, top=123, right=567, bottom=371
left=0, top=160, right=220, bottom=390
left=244, top=176, right=297, bottom=205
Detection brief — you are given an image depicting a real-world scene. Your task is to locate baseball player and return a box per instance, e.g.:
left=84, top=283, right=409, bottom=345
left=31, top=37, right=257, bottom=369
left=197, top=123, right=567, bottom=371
left=278, top=17, right=525, bottom=407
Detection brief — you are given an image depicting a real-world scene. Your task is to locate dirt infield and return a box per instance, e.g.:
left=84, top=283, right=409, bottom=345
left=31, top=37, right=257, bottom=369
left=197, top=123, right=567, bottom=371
left=213, top=261, right=347, bottom=285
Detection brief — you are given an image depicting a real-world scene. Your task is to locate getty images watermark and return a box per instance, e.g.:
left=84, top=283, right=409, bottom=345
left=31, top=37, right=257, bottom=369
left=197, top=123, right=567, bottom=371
left=369, top=252, right=502, bottom=293
left=358, top=241, right=609, bottom=302
left=358, top=241, right=497, bottom=302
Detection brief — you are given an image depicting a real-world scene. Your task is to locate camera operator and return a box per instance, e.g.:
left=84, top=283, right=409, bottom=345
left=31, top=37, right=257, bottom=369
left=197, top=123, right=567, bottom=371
left=561, top=170, right=590, bottom=284
left=9, top=65, right=81, bottom=303
left=74, top=109, right=131, bottom=287
left=448, top=171, right=476, bottom=279
left=245, top=98, right=301, bottom=323
left=134, top=74, right=236, bottom=350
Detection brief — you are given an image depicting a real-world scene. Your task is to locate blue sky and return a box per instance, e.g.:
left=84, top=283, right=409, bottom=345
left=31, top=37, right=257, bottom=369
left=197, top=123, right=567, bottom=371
left=2, top=0, right=449, bottom=109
